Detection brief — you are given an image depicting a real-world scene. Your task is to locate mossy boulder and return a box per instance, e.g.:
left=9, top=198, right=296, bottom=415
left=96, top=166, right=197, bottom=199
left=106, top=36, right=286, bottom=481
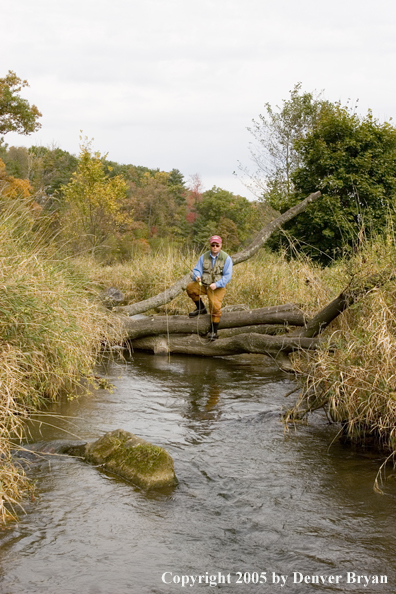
left=84, top=429, right=177, bottom=489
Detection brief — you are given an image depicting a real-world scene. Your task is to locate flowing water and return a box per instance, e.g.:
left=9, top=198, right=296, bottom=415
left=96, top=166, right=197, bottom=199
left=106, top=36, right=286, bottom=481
left=0, top=352, right=395, bottom=594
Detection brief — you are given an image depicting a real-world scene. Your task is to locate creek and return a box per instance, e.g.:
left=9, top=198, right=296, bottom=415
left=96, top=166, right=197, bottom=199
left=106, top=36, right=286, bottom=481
left=0, top=352, right=395, bottom=594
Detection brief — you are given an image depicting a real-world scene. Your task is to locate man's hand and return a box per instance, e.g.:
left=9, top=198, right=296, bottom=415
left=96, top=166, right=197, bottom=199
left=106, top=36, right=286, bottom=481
left=195, top=276, right=201, bottom=282
left=209, top=283, right=217, bottom=291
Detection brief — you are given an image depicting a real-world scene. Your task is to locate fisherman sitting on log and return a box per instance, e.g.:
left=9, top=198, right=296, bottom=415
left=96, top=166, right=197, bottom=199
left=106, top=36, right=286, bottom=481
left=186, top=235, right=233, bottom=341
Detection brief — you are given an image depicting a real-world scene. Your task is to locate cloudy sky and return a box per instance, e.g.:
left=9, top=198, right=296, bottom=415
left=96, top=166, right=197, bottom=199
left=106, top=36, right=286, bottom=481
left=2, top=0, right=395, bottom=196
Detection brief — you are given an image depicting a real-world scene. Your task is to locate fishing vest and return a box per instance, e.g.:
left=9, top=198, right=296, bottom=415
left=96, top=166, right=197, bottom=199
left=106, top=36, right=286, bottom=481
left=201, top=250, right=229, bottom=286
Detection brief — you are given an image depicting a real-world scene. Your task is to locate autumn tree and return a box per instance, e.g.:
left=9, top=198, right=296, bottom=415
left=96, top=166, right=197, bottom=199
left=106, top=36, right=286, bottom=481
left=0, top=158, right=32, bottom=200
left=0, top=157, right=43, bottom=223
left=0, top=71, right=42, bottom=135
left=60, top=141, right=131, bottom=255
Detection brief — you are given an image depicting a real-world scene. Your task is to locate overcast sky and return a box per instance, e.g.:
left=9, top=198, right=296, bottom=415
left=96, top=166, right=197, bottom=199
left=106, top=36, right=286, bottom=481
left=2, top=0, right=395, bottom=196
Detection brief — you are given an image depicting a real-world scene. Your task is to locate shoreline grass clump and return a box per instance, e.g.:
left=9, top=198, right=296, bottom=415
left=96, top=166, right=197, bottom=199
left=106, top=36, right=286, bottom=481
left=286, top=235, right=396, bottom=461
left=0, top=201, right=122, bottom=521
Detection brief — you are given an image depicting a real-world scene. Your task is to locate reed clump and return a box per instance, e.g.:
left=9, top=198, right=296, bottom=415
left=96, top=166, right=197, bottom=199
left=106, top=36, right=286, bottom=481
left=0, top=202, right=122, bottom=521
left=287, top=235, right=396, bottom=457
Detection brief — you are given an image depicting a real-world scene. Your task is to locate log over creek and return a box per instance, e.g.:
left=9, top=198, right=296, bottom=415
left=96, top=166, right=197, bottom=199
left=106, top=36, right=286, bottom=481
left=113, top=193, right=326, bottom=361
left=121, top=305, right=318, bottom=359
left=113, top=191, right=391, bottom=360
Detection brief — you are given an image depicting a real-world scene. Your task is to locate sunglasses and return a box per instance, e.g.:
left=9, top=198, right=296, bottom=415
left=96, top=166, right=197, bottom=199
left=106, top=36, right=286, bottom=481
left=210, top=243, right=220, bottom=247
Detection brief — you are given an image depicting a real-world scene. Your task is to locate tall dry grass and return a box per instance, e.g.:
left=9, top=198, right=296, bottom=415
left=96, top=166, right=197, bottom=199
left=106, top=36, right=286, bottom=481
left=287, top=235, right=396, bottom=468
left=0, top=201, right=122, bottom=521
left=76, top=247, right=347, bottom=316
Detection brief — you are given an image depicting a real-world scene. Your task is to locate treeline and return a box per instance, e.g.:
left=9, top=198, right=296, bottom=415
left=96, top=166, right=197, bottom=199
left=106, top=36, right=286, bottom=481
left=244, top=83, right=396, bottom=263
left=0, top=138, right=270, bottom=262
left=3, top=75, right=396, bottom=266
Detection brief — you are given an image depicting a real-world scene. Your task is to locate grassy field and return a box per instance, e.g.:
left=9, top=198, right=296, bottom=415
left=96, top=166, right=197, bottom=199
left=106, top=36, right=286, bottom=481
left=77, top=247, right=348, bottom=316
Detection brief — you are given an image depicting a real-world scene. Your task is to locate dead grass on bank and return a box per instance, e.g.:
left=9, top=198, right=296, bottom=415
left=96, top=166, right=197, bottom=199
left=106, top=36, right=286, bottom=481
left=0, top=203, right=123, bottom=522
left=286, top=237, right=396, bottom=467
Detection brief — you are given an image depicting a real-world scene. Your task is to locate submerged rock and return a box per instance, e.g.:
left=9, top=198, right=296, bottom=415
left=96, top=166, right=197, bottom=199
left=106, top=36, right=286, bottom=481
left=84, top=429, right=177, bottom=489
left=15, top=440, right=88, bottom=460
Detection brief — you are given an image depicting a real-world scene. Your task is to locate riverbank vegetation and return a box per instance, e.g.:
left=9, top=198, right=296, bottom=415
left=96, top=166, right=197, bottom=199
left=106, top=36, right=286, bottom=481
left=0, top=201, right=122, bottom=521
left=286, top=235, right=396, bottom=459
left=77, top=247, right=346, bottom=316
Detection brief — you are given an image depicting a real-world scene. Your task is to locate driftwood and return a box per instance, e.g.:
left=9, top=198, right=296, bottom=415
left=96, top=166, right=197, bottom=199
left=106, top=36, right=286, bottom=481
left=114, top=191, right=321, bottom=317
left=130, top=333, right=320, bottom=357
left=121, top=305, right=306, bottom=341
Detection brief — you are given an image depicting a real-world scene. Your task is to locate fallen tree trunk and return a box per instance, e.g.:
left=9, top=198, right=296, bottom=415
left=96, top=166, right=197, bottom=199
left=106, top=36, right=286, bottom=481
left=121, top=272, right=395, bottom=358
left=293, top=269, right=395, bottom=338
left=120, top=304, right=307, bottom=340
left=114, top=191, right=321, bottom=317
left=214, top=324, right=289, bottom=338
left=130, top=332, right=320, bottom=357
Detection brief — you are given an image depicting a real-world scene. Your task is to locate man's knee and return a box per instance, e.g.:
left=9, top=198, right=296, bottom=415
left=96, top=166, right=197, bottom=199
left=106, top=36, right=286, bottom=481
left=208, top=292, right=225, bottom=319
left=212, top=289, right=226, bottom=310
left=187, top=281, right=201, bottom=300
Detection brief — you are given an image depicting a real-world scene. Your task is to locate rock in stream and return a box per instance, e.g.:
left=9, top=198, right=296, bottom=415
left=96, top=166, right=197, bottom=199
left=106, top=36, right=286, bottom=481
left=16, top=430, right=177, bottom=490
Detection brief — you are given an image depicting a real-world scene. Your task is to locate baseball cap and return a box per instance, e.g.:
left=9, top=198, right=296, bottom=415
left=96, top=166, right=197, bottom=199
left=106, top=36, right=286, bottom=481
left=210, top=235, right=222, bottom=245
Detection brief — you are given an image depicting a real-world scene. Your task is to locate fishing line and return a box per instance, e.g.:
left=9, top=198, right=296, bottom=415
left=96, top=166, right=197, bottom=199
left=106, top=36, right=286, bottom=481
left=195, top=279, right=216, bottom=344
left=163, top=252, right=172, bottom=362
left=180, top=245, right=212, bottom=344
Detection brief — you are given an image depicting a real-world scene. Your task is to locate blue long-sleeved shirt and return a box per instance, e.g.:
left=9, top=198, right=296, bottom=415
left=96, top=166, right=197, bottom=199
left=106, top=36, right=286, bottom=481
left=192, top=253, right=233, bottom=289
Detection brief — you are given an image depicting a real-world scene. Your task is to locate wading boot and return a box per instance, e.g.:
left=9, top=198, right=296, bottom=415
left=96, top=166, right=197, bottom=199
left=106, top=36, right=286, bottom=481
left=189, top=299, right=207, bottom=317
left=207, top=322, right=219, bottom=341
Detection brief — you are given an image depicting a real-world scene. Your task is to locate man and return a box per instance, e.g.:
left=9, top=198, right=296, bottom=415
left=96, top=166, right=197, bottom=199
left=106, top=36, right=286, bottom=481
left=186, top=235, right=233, bottom=341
